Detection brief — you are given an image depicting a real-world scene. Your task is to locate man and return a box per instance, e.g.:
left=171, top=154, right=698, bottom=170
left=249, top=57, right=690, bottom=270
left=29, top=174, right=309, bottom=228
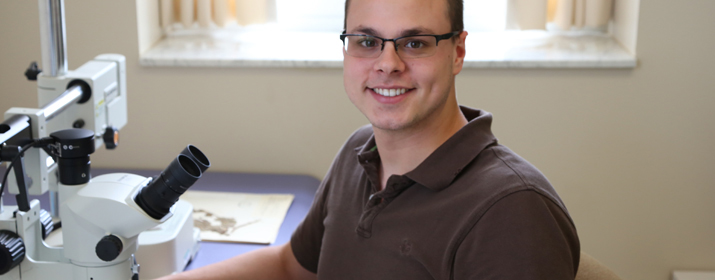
left=160, top=0, right=579, bottom=279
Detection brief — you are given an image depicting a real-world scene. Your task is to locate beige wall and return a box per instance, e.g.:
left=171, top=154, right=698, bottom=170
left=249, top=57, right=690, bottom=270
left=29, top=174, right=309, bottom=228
left=1, top=1, right=714, bottom=279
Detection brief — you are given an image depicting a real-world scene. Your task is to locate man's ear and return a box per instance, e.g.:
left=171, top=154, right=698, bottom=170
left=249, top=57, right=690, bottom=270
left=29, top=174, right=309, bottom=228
left=452, top=31, right=468, bottom=75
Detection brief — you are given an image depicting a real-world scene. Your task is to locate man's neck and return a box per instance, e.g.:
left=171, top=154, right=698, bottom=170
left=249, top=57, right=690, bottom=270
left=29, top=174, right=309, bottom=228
left=374, top=103, right=468, bottom=191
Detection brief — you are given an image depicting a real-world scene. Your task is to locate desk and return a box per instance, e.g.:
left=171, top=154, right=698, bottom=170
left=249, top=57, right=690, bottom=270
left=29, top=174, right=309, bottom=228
left=0, top=168, right=320, bottom=271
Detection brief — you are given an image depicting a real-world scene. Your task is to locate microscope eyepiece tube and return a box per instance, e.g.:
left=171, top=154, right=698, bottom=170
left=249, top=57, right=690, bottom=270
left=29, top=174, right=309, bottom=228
left=180, top=145, right=210, bottom=173
left=135, top=154, right=202, bottom=220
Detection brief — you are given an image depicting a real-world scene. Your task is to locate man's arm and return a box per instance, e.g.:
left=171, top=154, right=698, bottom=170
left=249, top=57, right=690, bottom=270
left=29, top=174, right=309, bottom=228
left=155, top=242, right=317, bottom=280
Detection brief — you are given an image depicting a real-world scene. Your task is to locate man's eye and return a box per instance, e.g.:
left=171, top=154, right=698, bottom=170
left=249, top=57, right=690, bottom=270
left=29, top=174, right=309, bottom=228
left=405, top=40, right=426, bottom=49
left=359, top=38, right=378, bottom=48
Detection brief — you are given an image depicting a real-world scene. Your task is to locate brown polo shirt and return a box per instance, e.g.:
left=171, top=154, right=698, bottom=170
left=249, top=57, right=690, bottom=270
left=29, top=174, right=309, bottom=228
left=291, top=106, right=580, bottom=279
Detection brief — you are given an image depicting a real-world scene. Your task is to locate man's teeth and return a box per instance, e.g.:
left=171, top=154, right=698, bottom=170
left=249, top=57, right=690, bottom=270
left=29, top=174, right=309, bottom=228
left=373, top=88, right=408, bottom=97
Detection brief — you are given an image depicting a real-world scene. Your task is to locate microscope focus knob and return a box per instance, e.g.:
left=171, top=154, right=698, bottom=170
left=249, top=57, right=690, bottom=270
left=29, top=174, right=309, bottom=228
left=103, top=126, right=119, bottom=150
left=39, top=209, right=54, bottom=240
left=0, top=230, right=25, bottom=275
left=95, top=235, right=123, bottom=262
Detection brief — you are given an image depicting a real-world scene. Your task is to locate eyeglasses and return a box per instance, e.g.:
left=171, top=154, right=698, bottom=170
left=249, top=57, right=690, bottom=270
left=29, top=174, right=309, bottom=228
left=340, top=31, right=462, bottom=59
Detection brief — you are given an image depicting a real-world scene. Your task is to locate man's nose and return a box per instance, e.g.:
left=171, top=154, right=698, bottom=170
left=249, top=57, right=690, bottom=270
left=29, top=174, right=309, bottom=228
left=374, top=41, right=406, bottom=74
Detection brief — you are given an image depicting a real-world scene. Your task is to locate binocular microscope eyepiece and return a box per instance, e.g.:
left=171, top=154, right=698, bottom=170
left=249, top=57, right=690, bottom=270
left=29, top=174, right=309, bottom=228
left=134, top=145, right=211, bottom=219
left=49, top=128, right=211, bottom=220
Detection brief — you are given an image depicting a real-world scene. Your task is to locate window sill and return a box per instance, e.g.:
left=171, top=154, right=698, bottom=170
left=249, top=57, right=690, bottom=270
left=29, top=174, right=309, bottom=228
left=139, top=30, right=636, bottom=69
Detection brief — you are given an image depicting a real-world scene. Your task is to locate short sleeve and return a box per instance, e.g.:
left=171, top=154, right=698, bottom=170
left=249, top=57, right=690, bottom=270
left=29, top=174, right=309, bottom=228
left=452, top=190, right=580, bottom=279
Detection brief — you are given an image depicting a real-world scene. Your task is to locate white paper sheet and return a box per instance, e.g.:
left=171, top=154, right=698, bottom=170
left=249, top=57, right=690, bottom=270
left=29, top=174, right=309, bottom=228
left=181, top=190, right=294, bottom=244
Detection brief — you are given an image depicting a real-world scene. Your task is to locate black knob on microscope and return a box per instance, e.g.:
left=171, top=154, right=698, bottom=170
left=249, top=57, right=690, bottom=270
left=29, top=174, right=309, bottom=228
left=95, top=234, right=123, bottom=262
left=0, top=230, right=25, bottom=275
left=24, top=62, right=42, bottom=81
left=103, top=126, right=119, bottom=150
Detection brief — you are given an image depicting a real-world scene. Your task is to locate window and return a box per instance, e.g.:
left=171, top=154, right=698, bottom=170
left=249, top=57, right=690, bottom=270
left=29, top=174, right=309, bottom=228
left=154, top=0, right=508, bottom=32
left=275, top=0, right=344, bottom=32
left=136, top=0, right=638, bottom=68
left=274, top=0, right=508, bottom=32
left=465, top=0, right=508, bottom=32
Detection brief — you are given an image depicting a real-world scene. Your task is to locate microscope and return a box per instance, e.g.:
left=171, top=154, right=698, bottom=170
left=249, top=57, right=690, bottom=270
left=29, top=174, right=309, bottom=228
left=0, top=0, right=204, bottom=279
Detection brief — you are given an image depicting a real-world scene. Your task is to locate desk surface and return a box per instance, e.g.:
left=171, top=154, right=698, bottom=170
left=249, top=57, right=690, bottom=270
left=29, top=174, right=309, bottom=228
left=0, top=167, right=321, bottom=271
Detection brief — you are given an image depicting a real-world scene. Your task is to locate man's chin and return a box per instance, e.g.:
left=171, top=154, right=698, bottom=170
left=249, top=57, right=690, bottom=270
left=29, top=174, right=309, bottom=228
left=369, top=118, right=414, bottom=132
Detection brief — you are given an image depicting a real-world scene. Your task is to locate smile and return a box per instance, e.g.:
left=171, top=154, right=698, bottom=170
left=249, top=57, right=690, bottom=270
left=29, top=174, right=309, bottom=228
left=371, top=88, right=411, bottom=97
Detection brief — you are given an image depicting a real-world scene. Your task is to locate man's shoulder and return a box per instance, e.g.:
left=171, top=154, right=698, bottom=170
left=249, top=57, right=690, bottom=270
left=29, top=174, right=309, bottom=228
left=483, top=145, right=550, bottom=187
left=471, top=144, right=571, bottom=215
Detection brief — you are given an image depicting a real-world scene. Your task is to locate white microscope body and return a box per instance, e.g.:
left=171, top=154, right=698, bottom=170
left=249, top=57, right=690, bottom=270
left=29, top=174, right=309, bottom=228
left=0, top=0, right=203, bottom=279
left=0, top=129, right=208, bottom=279
left=0, top=174, right=170, bottom=280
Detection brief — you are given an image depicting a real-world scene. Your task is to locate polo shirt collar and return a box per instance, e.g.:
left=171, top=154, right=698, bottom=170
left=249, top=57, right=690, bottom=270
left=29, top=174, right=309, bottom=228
left=356, top=106, right=498, bottom=192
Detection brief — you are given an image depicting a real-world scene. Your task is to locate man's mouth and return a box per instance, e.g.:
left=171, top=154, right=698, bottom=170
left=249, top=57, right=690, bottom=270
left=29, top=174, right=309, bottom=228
left=370, top=88, right=412, bottom=97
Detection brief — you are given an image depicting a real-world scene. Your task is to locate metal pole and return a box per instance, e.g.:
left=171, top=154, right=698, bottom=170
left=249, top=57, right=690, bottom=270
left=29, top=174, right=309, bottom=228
left=38, top=0, right=68, bottom=77
left=36, top=0, right=70, bottom=219
left=41, top=85, right=84, bottom=121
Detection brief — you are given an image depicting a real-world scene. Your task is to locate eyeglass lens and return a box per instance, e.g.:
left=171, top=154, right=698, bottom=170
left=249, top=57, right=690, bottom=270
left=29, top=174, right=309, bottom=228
left=343, top=35, right=439, bottom=58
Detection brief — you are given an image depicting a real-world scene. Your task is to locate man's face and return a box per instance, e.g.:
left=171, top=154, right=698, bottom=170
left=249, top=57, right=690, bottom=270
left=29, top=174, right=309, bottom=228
left=343, top=0, right=466, bottom=132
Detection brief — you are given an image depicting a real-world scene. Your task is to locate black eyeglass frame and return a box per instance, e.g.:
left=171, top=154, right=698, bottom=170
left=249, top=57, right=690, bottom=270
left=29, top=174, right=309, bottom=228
left=340, top=31, right=462, bottom=54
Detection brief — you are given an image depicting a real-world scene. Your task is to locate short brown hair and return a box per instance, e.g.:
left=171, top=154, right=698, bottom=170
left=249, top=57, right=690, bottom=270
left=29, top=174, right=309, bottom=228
left=343, top=0, right=464, bottom=32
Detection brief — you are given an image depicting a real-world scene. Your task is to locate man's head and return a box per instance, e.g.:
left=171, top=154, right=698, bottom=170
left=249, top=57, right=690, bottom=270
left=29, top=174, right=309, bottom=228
left=342, top=0, right=467, bottom=133
left=344, top=0, right=464, bottom=33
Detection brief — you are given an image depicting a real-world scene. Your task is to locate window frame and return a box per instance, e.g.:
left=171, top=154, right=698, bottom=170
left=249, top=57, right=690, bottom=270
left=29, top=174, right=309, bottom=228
left=135, top=0, right=638, bottom=69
